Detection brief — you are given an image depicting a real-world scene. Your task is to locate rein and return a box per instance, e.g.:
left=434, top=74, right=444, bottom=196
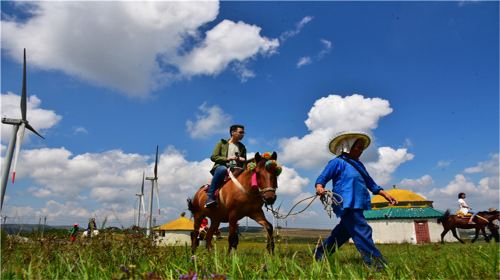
left=266, top=190, right=343, bottom=220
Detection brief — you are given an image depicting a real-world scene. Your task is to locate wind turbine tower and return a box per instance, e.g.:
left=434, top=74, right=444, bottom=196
left=135, top=171, right=146, bottom=227
left=145, top=146, right=160, bottom=236
left=1, top=49, right=44, bottom=211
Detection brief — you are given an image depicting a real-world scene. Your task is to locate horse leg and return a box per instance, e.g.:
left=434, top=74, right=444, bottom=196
left=451, top=228, right=464, bottom=244
left=227, top=215, right=239, bottom=254
left=440, top=228, right=450, bottom=244
left=481, top=227, right=490, bottom=242
left=250, top=210, right=274, bottom=254
left=205, top=219, right=221, bottom=251
left=191, top=215, right=203, bottom=253
left=471, top=228, right=480, bottom=243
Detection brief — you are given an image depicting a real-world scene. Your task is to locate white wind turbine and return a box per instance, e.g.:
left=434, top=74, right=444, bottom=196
left=145, top=146, right=161, bottom=236
left=1, top=49, right=44, bottom=211
left=135, top=171, right=146, bottom=227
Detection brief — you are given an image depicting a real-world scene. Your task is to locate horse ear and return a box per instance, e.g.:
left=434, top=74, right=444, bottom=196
left=255, top=152, right=261, bottom=162
left=271, top=151, right=277, bottom=160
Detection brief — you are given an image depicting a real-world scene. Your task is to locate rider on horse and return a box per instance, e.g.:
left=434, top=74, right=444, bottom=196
left=458, top=192, right=477, bottom=224
left=205, top=124, right=247, bottom=208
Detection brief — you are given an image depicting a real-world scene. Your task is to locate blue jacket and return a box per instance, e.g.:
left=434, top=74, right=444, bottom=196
left=315, top=154, right=383, bottom=217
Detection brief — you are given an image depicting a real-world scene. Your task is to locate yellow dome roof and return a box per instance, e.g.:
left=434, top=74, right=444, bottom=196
left=155, top=216, right=194, bottom=231
left=372, top=189, right=427, bottom=203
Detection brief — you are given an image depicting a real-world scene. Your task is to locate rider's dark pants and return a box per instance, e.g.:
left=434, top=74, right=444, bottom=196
left=207, top=165, right=227, bottom=199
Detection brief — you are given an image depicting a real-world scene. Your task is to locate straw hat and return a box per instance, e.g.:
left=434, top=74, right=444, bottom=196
left=328, top=131, right=371, bottom=155
left=488, top=207, right=497, bottom=212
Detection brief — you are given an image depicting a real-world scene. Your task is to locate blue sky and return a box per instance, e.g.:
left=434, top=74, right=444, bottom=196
left=1, top=1, right=498, bottom=229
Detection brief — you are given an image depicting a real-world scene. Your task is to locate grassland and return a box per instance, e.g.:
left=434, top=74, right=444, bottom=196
left=1, top=229, right=499, bottom=280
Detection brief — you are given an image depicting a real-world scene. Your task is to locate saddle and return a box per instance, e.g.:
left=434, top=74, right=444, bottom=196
left=455, top=210, right=472, bottom=218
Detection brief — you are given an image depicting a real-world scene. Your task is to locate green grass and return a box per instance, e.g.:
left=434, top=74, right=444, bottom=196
left=1, top=232, right=499, bottom=279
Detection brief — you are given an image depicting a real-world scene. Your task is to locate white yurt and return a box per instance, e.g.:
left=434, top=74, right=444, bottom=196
left=365, top=187, right=457, bottom=244
left=153, top=213, right=193, bottom=246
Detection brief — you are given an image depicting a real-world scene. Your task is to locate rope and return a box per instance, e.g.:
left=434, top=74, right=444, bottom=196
left=266, top=190, right=343, bottom=220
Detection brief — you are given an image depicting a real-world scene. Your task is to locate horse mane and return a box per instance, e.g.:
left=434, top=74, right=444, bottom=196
left=438, top=209, right=450, bottom=224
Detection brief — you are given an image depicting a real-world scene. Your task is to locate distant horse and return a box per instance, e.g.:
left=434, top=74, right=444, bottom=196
left=82, top=229, right=99, bottom=238
left=188, top=152, right=279, bottom=254
left=438, top=209, right=500, bottom=243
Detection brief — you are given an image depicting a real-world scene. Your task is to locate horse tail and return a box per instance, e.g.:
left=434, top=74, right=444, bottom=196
left=438, top=209, right=450, bottom=224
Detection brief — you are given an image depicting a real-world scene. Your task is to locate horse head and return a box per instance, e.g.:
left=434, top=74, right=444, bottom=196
left=248, top=151, right=281, bottom=206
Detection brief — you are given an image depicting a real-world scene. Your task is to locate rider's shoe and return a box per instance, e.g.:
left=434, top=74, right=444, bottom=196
left=205, top=197, right=217, bottom=208
left=468, top=221, right=476, bottom=224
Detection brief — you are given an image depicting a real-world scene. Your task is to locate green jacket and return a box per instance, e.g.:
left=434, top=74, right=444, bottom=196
left=210, top=139, right=247, bottom=174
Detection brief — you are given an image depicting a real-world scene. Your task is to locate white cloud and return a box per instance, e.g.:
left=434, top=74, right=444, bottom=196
left=365, top=147, right=414, bottom=185
left=177, top=20, right=278, bottom=77
left=280, top=16, right=313, bottom=42
left=232, top=62, right=256, bottom=82
left=436, top=160, right=452, bottom=169
left=297, top=39, right=332, bottom=69
left=17, top=147, right=149, bottom=199
left=398, top=174, right=434, bottom=189
left=4, top=145, right=214, bottom=225
left=1, top=92, right=62, bottom=143
left=464, top=154, right=498, bottom=174
left=186, top=103, right=232, bottom=139
left=291, top=192, right=315, bottom=205
left=73, top=127, right=88, bottom=135
left=2, top=1, right=277, bottom=96
left=280, top=94, right=393, bottom=169
left=316, top=39, right=332, bottom=59
left=297, top=56, right=312, bottom=68
left=277, top=166, right=310, bottom=195
left=428, top=154, right=499, bottom=211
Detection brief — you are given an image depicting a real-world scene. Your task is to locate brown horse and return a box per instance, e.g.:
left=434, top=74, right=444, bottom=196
left=438, top=209, right=500, bottom=243
left=187, top=152, right=279, bottom=253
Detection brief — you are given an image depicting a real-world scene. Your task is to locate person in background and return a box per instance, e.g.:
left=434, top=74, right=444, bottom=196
left=458, top=192, right=477, bottom=224
left=314, top=131, right=398, bottom=269
left=87, top=217, right=97, bottom=236
left=69, top=223, right=79, bottom=242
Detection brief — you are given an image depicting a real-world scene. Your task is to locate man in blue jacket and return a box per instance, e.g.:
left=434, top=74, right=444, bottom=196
left=314, top=131, right=397, bottom=268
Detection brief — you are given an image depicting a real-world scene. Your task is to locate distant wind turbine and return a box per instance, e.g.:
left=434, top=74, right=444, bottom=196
left=135, top=171, right=146, bottom=227
left=145, top=146, right=161, bottom=236
left=1, top=49, right=44, bottom=211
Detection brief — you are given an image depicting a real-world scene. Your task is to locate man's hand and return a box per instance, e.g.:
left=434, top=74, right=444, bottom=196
left=227, top=156, right=245, bottom=162
left=379, top=190, right=398, bottom=205
left=315, top=184, right=326, bottom=196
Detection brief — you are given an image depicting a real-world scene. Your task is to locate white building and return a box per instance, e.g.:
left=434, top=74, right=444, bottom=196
left=365, top=188, right=457, bottom=244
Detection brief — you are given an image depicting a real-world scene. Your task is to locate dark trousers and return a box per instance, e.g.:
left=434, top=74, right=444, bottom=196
left=315, top=209, right=384, bottom=265
left=207, top=165, right=227, bottom=198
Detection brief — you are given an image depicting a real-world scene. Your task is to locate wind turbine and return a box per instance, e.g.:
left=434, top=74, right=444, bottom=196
left=145, top=146, right=161, bottom=236
left=1, top=49, right=44, bottom=211
left=135, top=171, right=146, bottom=227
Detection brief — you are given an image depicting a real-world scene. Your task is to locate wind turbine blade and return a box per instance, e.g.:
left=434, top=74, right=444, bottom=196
left=21, top=49, right=27, bottom=121
left=141, top=171, right=145, bottom=194
left=154, top=145, right=158, bottom=179
left=155, top=181, right=160, bottom=215
left=25, top=123, right=44, bottom=139
left=11, top=123, right=26, bottom=183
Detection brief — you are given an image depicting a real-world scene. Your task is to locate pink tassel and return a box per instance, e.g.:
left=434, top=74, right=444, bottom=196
left=251, top=172, right=258, bottom=188
left=12, top=172, right=16, bottom=184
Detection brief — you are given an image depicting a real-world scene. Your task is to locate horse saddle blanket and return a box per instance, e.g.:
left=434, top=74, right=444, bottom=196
left=455, top=210, right=472, bottom=218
